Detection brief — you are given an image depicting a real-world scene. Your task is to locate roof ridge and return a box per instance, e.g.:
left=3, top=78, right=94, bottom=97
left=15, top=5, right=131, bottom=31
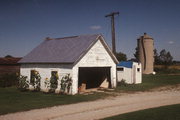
left=55, top=36, right=78, bottom=40
left=45, top=34, right=100, bottom=40
left=45, top=36, right=78, bottom=40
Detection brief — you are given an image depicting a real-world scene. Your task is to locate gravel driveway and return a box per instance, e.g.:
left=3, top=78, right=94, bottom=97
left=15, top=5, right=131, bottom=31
left=1, top=86, right=180, bottom=120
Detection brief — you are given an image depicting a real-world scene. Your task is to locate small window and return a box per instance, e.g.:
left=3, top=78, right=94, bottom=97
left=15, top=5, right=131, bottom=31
left=117, top=67, right=124, bottom=71
left=30, top=70, right=36, bottom=84
left=50, top=71, right=58, bottom=89
left=51, top=71, right=58, bottom=77
left=137, top=68, right=140, bottom=72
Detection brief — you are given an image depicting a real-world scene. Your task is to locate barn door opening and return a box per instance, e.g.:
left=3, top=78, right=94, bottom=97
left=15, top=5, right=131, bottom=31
left=78, top=67, right=111, bottom=91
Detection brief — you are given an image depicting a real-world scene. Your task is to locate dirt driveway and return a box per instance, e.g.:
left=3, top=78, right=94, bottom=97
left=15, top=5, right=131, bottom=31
left=0, top=86, right=180, bottom=120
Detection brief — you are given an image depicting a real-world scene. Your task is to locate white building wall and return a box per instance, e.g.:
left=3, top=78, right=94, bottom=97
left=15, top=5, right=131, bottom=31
left=117, top=62, right=142, bottom=84
left=72, top=39, right=117, bottom=94
left=134, top=63, right=142, bottom=84
left=20, top=64, right=73, bottom=91
left=117, top=67, right=132, bottom=84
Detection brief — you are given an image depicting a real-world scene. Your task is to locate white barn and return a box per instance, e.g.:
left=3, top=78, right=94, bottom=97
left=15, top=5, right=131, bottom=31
left=19, top=34, right=118, bottom=94
left=117, top=61, right=142, bottom=84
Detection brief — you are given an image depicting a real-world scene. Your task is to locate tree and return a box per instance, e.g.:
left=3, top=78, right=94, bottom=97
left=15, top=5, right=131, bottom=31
left=134, top=46, right=173, bottom=65
left=115, top=52, right=127, bottom=62
left=128, top=58, right=138, bottom=62
left=4, top=55, right=13, bottom=58
left=134, top=47, right=139, bottom=61
left=154, top=49, right=160, bottom=65
left=159, top=49, right=173, bottom=65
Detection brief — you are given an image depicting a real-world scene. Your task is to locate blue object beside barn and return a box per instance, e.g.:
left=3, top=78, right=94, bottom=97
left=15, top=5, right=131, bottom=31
left=117, top=61, right=142, bottom=84
left=117, top=61, right=133, bottom=68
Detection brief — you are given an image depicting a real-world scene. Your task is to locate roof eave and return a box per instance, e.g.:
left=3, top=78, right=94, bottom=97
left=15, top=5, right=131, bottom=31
left=73, top=35, right=100, bottom=66
left=18, top=62, right=74, bottom=64
left=98, top=35, right=119, bottom=64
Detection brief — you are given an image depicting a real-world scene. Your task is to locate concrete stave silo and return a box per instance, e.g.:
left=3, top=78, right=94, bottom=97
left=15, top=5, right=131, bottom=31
left=137, top=33, right=154, bottom=74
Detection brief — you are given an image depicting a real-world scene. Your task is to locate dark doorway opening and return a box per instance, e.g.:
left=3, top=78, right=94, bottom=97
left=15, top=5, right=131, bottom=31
left=78, top=67, right=111, bottom=90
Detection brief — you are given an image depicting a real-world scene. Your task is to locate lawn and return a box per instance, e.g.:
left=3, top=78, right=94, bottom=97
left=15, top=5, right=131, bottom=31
left=0, top=87, right=108, bottom=115
left=115, top=74, right=180, bottom=92
left=0, top=74, right=180, bottom=115
left=102, top=104, right=180, bottom=120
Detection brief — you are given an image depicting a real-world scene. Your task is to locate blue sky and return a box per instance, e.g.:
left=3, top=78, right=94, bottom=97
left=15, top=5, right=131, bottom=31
left=0, top=0, right=180, bottom=60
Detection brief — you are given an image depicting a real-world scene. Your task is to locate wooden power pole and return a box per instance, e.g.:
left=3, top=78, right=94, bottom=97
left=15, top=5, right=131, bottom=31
left=105, top=12, right=119, bottom=55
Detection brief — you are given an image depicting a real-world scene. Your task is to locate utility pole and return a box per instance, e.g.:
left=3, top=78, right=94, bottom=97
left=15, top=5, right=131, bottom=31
left=105, top=12, right=119, bottom=55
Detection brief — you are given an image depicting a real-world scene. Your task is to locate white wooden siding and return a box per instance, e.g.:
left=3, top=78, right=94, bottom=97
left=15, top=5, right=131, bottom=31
left=117, top=62, right=142, bottom=84
left=20, top=64, right=73, bottom=90
left=72, top=39, right=117, bottom=94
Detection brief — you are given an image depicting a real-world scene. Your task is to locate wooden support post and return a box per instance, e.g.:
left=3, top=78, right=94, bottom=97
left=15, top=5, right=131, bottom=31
left=105, top=12, right=119, bottom=55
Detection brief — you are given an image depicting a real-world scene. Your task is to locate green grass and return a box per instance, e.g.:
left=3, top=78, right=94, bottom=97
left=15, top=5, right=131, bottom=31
left=102, top=104, right=180, bottom=120
left=0, top=74, right=180, bottom=115
left=116, top=74, right=180, bottom=92
left=0, top=87, right=108, bottom=115
left=155, top=67, right=180, bottom=74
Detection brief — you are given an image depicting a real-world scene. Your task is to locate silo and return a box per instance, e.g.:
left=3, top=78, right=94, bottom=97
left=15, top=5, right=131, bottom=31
left=137, top=33, right=154, bottom=74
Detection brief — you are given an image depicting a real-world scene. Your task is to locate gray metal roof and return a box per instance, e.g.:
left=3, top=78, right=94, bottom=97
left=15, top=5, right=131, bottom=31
left=19, top=34, right=118, bottom=64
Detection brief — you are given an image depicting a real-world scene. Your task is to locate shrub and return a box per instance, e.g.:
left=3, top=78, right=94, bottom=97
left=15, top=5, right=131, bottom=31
left=18, top=75, right=29, bottom=91
left=34, top=71, right=41, bottom=91
left=30, top=71, right=41, bottom=91
left=50, top=72, right=59, bottom=92
left=0, top=73, right=18, bottom=87
left=60, top=74, right=72, bottom=94
left=117, top=79, right=128, bottom=86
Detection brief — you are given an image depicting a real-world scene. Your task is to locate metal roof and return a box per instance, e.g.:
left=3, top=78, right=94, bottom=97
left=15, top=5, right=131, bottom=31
left=19, top=34, right=118, bottom=64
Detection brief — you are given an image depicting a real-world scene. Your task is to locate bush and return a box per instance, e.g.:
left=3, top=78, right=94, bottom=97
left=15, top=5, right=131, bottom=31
left=18, top=75, right=29, bottom=91
left=60, top=74, right=72, bottom=94
left=50, top=72, right=58, bottom=91
left=0, top=73, right=18, bottom=87
left=117, top=79, right=128, bottom=86
left=30, top=71, right=41, bottom=91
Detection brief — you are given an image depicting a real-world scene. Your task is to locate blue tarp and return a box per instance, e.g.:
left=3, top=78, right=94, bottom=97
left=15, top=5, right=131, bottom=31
left=117, top=61, right=133, bottom=68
